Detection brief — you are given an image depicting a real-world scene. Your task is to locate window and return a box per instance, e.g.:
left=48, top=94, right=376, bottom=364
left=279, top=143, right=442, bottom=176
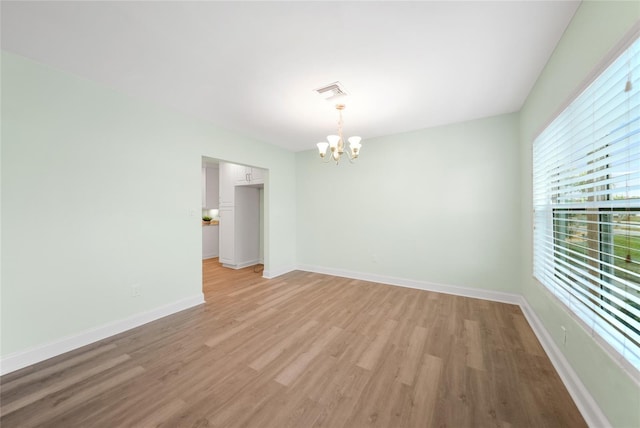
left=533, top=35, right=640, bottom=373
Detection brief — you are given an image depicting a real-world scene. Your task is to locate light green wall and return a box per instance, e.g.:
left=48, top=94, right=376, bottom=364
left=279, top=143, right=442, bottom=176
left=3, top=2, right=639, bottom=424
left=296, top=113, right=521, bottom=293
left=519, top=2, right=640, bottom=427
left=0, top=52, right=296, bottom=357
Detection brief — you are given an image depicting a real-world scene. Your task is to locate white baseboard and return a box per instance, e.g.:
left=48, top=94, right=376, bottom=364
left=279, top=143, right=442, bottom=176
left=222, top=259, right=261, bottom=270
left=0, top=265, right=611, bottom=427
left=202, top=253, right=219, bottom=260
left=296, top=264, right=609, bottom=427
left=263, top=265, right=296, bottom=279
left=518, top=297, right=611, bottom=428
left=296, top=264, right=521, bottom=305
left=0, top=293, right=205, bottom=376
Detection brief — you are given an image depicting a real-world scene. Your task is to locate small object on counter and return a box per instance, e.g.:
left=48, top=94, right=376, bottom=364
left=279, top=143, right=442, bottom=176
left=202, top=215, right=212, bottom=225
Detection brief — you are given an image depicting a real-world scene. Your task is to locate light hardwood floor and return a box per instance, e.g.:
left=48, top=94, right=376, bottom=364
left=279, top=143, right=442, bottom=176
left=1, top=259, right=586, bottom=427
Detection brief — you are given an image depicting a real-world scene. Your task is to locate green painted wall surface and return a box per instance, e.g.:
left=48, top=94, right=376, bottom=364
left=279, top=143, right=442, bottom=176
left=3, top=1, right=640, bottom=424
left=519, top=2, right=640, bottom=427
left=1, top=52, right=296, bottom=357
left=296, top=113, right=521, bottom=293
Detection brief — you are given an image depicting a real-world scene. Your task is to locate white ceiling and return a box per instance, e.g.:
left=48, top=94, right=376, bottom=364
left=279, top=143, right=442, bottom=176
left=1, top=1, right=580, bottom=152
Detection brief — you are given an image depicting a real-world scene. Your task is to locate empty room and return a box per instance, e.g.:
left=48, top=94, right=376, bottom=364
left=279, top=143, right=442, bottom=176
left=1, top=1, right=639, bottom=427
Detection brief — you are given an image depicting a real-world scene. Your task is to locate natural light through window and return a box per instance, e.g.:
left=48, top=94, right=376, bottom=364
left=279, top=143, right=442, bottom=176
left=533, top=35, right=640, bottom=373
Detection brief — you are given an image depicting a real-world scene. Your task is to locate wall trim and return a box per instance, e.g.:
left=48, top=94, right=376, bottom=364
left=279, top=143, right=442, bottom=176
left=297, top=264, right=610, bottom=427
left=296, top=264, right=521, bottom=305
left=223, top=259, right=260, bottom=270
left=518, top=296, right=611, bottom=428
left=262, top=265, right=296, bottom=279
left=0, top=293, right=205, bottom=376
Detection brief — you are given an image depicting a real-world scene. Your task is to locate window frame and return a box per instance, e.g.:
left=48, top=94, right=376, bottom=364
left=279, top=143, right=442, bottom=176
left=532, top=27, right=640, bottom=380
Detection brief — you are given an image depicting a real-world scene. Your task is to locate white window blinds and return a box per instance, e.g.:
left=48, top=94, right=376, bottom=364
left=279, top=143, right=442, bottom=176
left=533, top=35, right=640, bottom=373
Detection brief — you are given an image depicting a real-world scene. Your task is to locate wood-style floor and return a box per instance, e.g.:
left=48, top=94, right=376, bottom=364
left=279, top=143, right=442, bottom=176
left=1, top=259, right=586, bottom=427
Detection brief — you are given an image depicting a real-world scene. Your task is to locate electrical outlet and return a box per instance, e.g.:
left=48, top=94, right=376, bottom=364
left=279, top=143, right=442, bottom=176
left=131, top=284, right=141, bottom=297
left=561, top=326, right=567, bottom=345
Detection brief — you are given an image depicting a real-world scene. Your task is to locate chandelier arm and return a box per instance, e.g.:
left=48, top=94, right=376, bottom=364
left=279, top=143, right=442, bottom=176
left=345, top=152, right=355, bottom=163
left=343, top=143, right=359, bottom=163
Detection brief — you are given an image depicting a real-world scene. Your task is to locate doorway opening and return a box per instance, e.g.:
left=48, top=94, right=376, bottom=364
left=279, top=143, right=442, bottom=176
left=201, top=156, right=267, bottom=295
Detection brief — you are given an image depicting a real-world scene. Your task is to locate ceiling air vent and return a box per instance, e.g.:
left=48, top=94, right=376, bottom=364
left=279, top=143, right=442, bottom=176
left=314, top=81, right=348, bottom=100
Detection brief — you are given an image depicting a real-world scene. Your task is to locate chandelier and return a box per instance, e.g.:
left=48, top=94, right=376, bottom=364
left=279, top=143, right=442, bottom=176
left=316, top=104, right=362, bottom=164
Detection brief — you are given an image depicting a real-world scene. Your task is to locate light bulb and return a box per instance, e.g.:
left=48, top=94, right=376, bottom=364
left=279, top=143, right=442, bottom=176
left=349, top=136, right=361, bottom=157
left=317, top=142, right=329, bottom=157
left=348, top=136, right=361, bottom=146
left=327, top=135, right=340, bottom=149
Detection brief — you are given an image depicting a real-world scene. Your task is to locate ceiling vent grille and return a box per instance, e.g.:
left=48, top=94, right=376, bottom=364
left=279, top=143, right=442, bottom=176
left=315, top=81, right=348, bottom=100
